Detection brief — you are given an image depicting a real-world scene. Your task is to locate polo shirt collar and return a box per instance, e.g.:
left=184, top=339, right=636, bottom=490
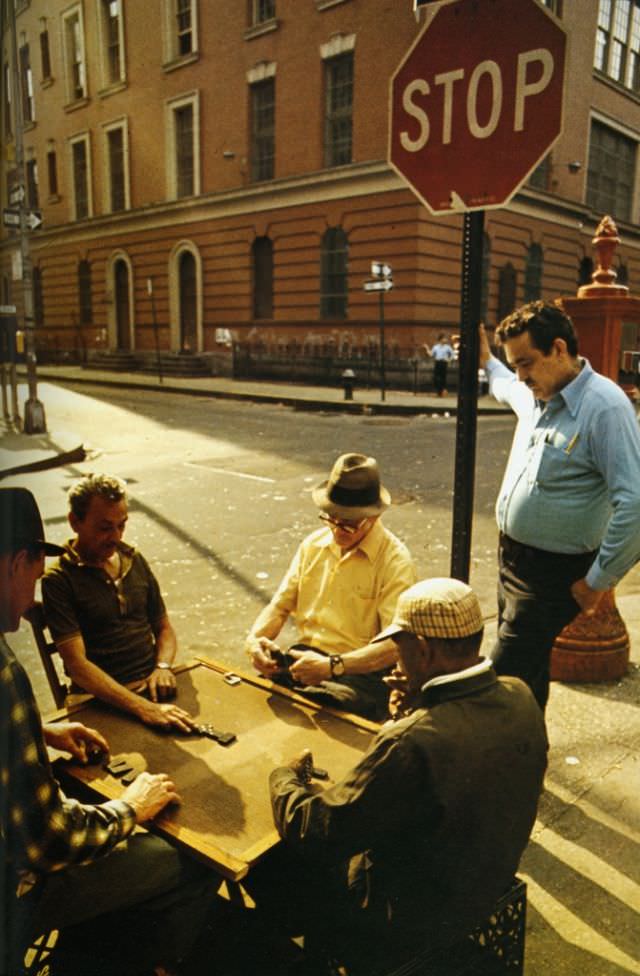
left=61, top=539, right=135, bottom=569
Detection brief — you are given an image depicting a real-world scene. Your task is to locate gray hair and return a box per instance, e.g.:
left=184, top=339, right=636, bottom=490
left=68, top=474, right=127, bottom=520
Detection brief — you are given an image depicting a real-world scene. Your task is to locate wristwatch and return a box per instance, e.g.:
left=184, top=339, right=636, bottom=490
left=155, top=662, right=173, bottom=670
left=330, top=654, right=345, bottom=678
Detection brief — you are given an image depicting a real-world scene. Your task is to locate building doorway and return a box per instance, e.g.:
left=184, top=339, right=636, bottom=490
left=114, top=259, right=131, bottom=350
left=179, top=250, right=197, bottom=351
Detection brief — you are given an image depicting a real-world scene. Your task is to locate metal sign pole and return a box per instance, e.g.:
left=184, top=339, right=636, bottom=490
left=450, top=209, right=484, bottom=582
left=379, top=289, right=386, bottom=402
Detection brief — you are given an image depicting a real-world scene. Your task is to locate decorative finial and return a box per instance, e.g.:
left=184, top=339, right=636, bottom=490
left=578, top=215, right=628, bottom=297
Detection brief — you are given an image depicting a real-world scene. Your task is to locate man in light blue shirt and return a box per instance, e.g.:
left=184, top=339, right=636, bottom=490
left=429, top=333, right=455, bottom=396
left=480, top=301, right=640, bottom=710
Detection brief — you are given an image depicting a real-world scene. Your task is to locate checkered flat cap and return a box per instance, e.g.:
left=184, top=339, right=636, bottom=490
left=379, top=577, right=484, bottom=641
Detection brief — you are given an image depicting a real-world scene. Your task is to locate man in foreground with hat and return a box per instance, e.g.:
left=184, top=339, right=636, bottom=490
left=246, top=453, right=416, bottom=719
left=0, top=487, right=219, bottom=976
left=248, top=578, right=547, bottom=972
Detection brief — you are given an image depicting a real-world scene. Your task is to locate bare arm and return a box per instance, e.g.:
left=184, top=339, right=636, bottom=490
left=290, top=637, right=398, bottom=685
left=146, top=614, right=178, bottom=702
left=57, top=634, right=194, bottom=731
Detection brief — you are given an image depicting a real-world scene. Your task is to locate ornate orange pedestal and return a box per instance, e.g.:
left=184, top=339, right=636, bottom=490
left=550, top=590, right=629, bottom=683
left=553, top=215, right=635, bottom=683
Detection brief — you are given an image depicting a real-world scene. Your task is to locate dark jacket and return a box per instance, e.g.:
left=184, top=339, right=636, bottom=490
left=270, top=667, right=547, bottom=960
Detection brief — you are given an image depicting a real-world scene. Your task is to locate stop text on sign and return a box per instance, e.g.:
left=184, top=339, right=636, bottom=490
left=400, top=48, right=554, bottom=152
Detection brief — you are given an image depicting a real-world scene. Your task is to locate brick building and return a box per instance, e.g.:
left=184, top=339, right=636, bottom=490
left=1, top=0, right=640, bottom=374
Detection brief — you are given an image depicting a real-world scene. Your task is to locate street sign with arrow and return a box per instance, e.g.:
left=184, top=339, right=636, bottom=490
left=363, top=279, right=393, bottom=292
left=2, top=207, right=42, bottom=230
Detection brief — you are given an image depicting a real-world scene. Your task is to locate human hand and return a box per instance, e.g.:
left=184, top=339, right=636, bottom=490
left=148, top=666, right=177, bottom=703
left=246, top=635, right=282, bottom=677
left=570, top=577, right=604, bottom=617
left=478, top=323, right=492, bottom=367
left=121, top=771, right=181, bottom=822
left=135, top=699, right=195, bottom=733
left=44, top=721, right=110, bottom=764
left=287, top=748, right=313, bottom=782
left=289, top=650, right=330, bottom=685
left=383, top=667, right=412, bottom=720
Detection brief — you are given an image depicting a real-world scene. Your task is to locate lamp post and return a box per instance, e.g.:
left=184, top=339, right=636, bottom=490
left=7, top=0, right=46, bottom=433
left=364, top=262, right=393, bottom=402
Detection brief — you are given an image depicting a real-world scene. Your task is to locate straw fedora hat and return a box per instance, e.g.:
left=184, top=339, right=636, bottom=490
left=312, top=453, right=391, bottom=519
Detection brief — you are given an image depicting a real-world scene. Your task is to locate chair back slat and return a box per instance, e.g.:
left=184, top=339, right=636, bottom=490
left=25, top=602, right=69, bottom=709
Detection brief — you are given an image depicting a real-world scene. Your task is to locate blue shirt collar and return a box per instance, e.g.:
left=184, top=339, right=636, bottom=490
left=542, top=358, right=592, bottom=418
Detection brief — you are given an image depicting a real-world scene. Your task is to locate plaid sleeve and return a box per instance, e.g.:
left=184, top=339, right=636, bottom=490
left=1, top=645, right=136, bottom=877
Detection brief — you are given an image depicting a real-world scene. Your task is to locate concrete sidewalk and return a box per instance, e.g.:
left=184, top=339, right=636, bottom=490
left=20, top=361, right=511, bottom=416
left=2, top=370, right=639, bottom=975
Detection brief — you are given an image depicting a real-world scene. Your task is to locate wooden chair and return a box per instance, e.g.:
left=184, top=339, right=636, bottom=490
left=25, top=601, right=70, bottom=709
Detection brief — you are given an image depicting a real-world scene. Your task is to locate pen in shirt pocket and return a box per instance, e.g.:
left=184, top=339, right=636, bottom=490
left=564, top=432, right=580, bottom=454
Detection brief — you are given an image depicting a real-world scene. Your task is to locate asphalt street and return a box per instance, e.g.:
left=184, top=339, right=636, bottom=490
left=1, top=377, right=639, bottom=976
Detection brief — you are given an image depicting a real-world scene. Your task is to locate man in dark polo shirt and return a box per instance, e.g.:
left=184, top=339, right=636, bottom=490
left=42, top=474, right=194, bottom=731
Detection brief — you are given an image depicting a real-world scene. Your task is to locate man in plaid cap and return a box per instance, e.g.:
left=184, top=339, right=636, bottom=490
left=252, top=577, right=547, bottom=971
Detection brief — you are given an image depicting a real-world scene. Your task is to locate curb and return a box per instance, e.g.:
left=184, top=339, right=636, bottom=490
left=32, top=369, right=512, bottom=417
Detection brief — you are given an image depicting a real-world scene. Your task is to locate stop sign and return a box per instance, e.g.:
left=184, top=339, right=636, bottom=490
left=389, top=0, right=566, bottom=215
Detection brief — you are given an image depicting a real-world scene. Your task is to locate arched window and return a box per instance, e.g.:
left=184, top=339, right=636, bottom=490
left=480, top=232, right=491, bottom=322
left=78, top=260, right=92, bottom=324
left=497, top=263, right=517, bottom=322
left=523, top=243, right=543, bottom=302
left=578, top=257, right=593, bottom=287
left=320, top=227, right=348, bottom=319
left=252, top=236, right=273, bottom=319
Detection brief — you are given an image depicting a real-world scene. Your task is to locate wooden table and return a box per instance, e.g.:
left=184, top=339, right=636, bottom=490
left=55, top=658, right=377, bottom=881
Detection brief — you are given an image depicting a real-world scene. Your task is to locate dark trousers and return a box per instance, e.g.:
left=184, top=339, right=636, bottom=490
left=7, top=834, right=219, bottom=976
left=492, top=533, right=597, bottom=711
left=433, top=360, right=449, bottom=394
left=278, top=643, right=390, bottom=721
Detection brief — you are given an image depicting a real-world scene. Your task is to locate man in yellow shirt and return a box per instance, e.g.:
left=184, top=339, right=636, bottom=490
left=246, top=453, right=416, bottom=719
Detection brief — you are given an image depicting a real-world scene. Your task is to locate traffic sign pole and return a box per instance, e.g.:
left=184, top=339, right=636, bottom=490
left=450, top=210, right=484, bottom=582
left=379, top=289, right=386, bottom=403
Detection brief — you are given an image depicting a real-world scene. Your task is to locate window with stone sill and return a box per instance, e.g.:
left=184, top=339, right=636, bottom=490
left=250, top=0, right=275, bottom=25
left=586, top=118, right=636, bottom=223
left=595, top=0, right=640, bottom=93
left=324, top=52, right=353, bottom=168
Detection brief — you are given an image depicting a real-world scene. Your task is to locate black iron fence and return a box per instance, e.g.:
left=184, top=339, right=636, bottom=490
left=232, top=340, right=461, bottom=394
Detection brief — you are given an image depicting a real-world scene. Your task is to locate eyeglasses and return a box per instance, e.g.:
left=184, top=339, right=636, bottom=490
left=318, top=513, right=367, bottom=535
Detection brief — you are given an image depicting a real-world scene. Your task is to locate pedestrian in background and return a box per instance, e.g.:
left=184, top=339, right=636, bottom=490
left=479, top=301, right=640, bottom=711
left=427, top=333, right=455, bottom=396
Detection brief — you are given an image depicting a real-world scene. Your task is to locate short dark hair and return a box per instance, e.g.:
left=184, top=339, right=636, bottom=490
left=68, top=474, right=126, bottom=521
left=496, top=301, right=579, bottom=357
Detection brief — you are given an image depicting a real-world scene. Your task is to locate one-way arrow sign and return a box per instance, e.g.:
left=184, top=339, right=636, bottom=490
left=2, top=207, right=43, bottom=230
left=363, top=279, right=393, bottom=292
left=26, top=210, right=43, bottom=230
